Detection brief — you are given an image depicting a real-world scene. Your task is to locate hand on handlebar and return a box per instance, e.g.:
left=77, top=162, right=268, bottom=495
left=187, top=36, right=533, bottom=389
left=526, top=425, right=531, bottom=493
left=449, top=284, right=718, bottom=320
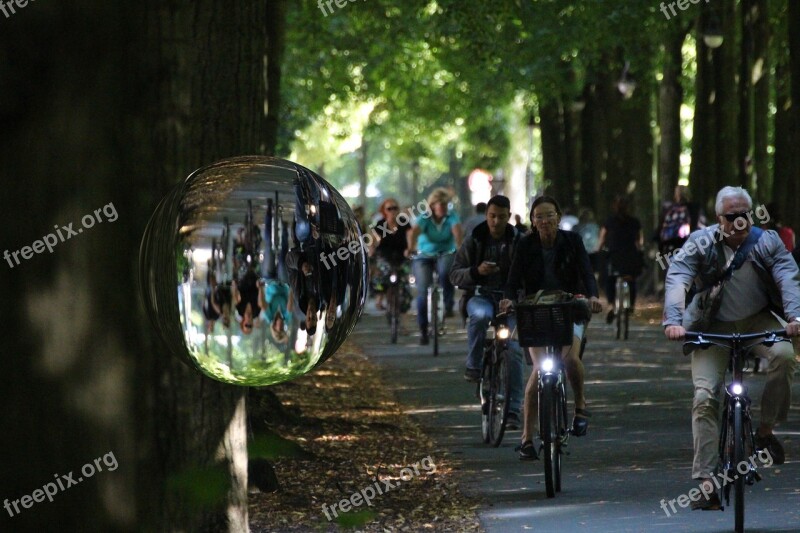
left=588, top=296, right=602, bottom=313
left=499, top=298, right=513, bottom=313
left=787, top=320, right=800, bottom=337
left=665, top=325, right=686, bottom=341
left=404, top=248, right=415, bottom=258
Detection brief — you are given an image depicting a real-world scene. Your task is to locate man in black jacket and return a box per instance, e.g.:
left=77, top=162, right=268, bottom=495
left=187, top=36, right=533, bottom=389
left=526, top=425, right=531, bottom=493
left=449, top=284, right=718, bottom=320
left=450, top=195, right=524, bottom=428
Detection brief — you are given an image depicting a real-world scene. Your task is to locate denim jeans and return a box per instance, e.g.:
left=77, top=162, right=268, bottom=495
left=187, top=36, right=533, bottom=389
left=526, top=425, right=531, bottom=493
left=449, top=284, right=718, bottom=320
left=466, top=295, right=525, bottom=415
left=412, top=254, right=455, bottom=329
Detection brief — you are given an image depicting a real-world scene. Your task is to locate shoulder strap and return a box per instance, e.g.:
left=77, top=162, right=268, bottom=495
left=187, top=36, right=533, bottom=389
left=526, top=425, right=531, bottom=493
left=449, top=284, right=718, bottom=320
left=721, top=227, right=763, bottom=282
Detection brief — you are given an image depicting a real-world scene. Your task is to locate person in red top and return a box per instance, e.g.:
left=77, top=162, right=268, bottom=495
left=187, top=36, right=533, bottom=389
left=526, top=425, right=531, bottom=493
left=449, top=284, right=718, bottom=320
left=765, top=203, right=796, bottom=253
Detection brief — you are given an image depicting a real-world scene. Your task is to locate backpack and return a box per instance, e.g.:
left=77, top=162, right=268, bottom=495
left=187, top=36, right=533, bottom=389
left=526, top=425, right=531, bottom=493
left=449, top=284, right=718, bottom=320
left=660, top=204, right=691, bottom=243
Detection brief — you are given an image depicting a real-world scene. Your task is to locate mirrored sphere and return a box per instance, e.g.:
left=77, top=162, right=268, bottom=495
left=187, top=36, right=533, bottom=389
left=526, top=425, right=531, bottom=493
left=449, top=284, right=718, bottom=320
left=140, top=156, right=368, bottom=386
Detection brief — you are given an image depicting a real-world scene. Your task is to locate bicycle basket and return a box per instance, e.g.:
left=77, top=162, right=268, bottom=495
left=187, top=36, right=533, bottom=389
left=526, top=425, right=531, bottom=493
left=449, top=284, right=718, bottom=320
left=515, top=299, right=575, bottom=347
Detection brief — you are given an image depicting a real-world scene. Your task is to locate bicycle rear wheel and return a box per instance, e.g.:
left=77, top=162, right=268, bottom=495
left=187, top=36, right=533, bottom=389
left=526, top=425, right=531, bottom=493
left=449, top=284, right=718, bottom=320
left=734, top=401, right=745, bottom=533
left=541, top=379, right=558, bottom=498
left=622, top=282, right=630, bottom=340
left=614, top=281, right=623, bottom=340
left=489, top=349, right=511, bottom=447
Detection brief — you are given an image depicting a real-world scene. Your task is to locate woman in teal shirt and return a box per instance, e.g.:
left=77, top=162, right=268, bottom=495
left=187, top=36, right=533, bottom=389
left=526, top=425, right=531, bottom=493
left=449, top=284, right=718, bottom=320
left=407, top=188, right=463, bottom=344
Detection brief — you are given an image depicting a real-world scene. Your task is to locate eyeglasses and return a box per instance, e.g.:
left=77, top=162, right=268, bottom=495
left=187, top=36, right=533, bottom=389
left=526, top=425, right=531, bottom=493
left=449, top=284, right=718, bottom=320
left=386, top=206, right=399, bottom=211
left=722, top=212, right=749, bottom=222
left=533, top=212, right=558, bottom=222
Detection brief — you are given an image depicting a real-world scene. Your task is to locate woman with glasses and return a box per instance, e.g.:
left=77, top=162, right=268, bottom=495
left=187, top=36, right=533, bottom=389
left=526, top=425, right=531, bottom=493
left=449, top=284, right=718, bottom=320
left=407, top=188, right=463, bottom=345
left=503, top=196, right=602, bottom=459
left=371, top=198, right=410, bottom=310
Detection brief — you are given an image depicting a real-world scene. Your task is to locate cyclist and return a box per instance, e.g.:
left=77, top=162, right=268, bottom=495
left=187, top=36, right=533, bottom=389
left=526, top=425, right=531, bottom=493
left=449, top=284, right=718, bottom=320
left=597, top=195, right=644, bottom=323
left=449, top=195, right=524, bottom=429
left=407, top=188, right=463, bottom=345
left=371, top=198, right=410, bottom=311
left=502, top=196, right=602, bottom=459
left=663, top=186, right=800, bottom=510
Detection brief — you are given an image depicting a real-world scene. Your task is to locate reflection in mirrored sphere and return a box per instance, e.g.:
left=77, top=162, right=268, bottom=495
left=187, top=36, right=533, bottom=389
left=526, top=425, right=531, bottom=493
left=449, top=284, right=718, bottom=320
left=140, top=156, right=368, bottom=386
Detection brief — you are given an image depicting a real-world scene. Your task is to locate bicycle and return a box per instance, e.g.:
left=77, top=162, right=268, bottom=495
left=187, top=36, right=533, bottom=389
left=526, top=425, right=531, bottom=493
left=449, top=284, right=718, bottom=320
left=682, top=329, right=790, bottom=533
left=477, top=289, right=513, bottom=447
left=380, top=260, right=411, bottom=344
left=613, top=273, right=633, bottom=340
left=515, top=291, right=591, bottom=498
left=411, top=251, right=451, bottom=356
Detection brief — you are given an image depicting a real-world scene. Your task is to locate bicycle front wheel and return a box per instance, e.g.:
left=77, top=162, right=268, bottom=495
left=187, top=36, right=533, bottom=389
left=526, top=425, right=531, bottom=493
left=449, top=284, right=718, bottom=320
left=489, top=349, right=511, bottom=447
left=479, top=357, right=492, bottom=444
left=541, top=379, right=558, bottom=498
left=734, top=400, right=745, bottom=533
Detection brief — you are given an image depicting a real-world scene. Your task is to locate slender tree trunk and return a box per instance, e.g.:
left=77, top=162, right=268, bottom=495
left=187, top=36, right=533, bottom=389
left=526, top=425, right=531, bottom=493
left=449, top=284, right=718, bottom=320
left=690, top=12, right=715, bottom=213
left=659, top=27, right=688, bottom=202
left=716, top=0, right=739, bottom=189
left=538, top=98, right=565, bottom=200
left=751, top=0, right=770, bottom=200
left=358, top=140, right=368, bottom=208
left=739, top=0, right=756, bottom=190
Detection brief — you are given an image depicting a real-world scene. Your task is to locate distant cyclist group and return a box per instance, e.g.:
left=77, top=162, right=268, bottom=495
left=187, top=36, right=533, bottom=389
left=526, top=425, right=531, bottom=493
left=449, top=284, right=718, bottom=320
left=366, top=184, right=800, bottom=521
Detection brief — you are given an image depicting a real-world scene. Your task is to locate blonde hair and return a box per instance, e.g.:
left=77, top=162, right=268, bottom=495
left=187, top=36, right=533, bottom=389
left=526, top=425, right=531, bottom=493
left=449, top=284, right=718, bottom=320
left=427, top=187, right=450, bottom=208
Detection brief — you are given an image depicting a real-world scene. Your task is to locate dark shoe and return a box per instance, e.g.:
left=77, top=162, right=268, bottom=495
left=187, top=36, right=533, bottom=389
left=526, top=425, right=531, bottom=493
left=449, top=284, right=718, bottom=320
left=690, top=487, right=722, bottom=511
left=605, top=309, right=615, bottom=324
left=506, top=411, right=521, bottom=430
left=464, top=368, right=481, bottom=383
left=572, top=408, right=590, bottom=437
left=517, top=440, right=538, bottom=460
left=754, top=432, right=785, bottom=465
left=445, top=309, right=455, bottom=318
left=420, top=330, right=429, bottom=345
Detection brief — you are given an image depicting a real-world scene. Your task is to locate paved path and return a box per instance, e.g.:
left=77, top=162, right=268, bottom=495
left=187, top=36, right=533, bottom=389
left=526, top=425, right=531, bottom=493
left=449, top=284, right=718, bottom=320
left=350, top=305, right=800, bottom=532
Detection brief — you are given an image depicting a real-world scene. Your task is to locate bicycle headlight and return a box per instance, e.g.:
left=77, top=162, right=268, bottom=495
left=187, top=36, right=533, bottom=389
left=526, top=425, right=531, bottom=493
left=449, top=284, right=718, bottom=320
left=497, top=326, right=510, bottom=340
left=389, top=274, right=397, bottom=283
left=730, top=383, right=744, bottom=396
left=541, top=358, right=554, bottom=372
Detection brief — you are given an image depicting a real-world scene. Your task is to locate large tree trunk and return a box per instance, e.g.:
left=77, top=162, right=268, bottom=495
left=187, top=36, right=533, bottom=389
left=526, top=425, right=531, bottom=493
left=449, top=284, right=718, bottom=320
left=690, top=12, right=717, bottom=214
left=0, top=1, right=285, bottom=530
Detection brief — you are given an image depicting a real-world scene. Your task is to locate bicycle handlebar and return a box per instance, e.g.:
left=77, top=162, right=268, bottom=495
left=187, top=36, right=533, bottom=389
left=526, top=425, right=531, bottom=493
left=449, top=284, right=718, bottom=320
left=682, top=329, right=789, bottom=356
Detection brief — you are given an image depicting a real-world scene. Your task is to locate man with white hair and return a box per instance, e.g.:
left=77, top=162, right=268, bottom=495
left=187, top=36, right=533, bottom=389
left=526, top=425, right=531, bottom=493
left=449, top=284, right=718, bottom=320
left=663, top=186, right=800, bottom=511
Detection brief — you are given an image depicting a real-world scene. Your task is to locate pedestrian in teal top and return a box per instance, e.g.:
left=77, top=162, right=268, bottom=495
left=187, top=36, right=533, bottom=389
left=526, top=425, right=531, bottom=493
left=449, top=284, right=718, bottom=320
left=407, top=187, right=463, bottom=344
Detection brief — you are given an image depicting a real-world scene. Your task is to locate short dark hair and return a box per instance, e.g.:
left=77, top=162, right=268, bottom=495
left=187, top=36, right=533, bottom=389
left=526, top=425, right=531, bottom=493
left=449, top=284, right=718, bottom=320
left=487, top=195, right=510, bottom=210
left=475, top=202, right=487, bottom=214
